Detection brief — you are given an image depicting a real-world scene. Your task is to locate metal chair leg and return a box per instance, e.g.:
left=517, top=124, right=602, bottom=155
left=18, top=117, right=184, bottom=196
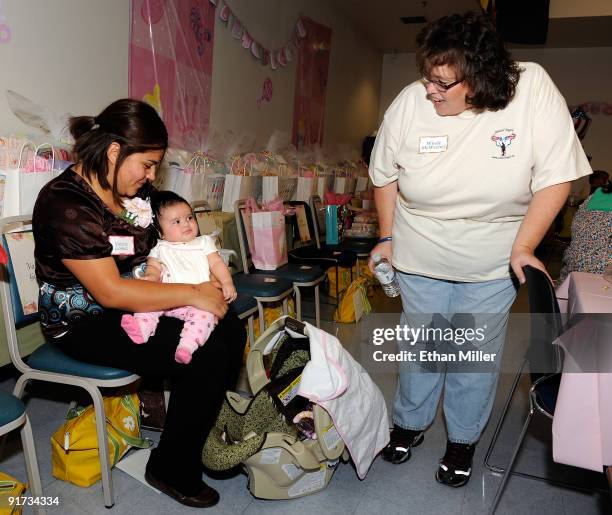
left=257, top=301, right=266, bottom=335
left=88, top=385, right=114, bottom=508
left=488, top=406, right=535, bottom=514
left=20, top=416, right=45, bottom=515
left=335, top=266, right=339, bottom=303
left=485, top=359, right=527, bottom=473
left=247, top=315, right=255, bottom=349
left=294, top=286, right=302, bottom=321
left=314, top=284, right=321, bottom=328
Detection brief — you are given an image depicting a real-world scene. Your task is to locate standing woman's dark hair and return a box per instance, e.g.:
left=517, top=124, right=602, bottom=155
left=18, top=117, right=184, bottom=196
left=416, top=11, right=521, bottom=111
left=69, top=99, right=168, bottom=202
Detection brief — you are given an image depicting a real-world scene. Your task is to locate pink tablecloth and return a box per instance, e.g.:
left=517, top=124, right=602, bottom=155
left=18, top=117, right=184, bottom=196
left=553, top=272, right=612, bottom=472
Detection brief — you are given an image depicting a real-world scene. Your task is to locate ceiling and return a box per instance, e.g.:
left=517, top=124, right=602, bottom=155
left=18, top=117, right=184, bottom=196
left=329, top=0, right=612, bottom=52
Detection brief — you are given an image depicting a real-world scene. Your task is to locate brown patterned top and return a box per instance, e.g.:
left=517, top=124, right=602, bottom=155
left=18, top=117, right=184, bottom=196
left=33, top=167, right=157, bottom=289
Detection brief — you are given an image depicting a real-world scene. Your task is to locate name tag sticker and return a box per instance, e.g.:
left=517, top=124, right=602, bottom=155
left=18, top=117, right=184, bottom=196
left=109, top=235, right=135, bottom=256
left=419, top=136, right=448, bottom=154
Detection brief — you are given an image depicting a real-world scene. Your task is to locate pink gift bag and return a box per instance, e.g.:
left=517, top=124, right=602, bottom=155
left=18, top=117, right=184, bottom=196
left=251, top=210, right=288, bottom=270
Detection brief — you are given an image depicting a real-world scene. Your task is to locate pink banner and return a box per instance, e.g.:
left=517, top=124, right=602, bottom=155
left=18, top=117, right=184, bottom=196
left=129, top=0, right=215, bottom=150
left=292, top=17, right=332, bottom=149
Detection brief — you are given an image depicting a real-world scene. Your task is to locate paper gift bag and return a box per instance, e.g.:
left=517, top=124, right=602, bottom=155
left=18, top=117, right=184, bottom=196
left=251, top=211, right=287, bottom=270
left=1, top=142, right=59, bottom=217
left=325, top=205, right=339, bottom=244
left=292, top=177, right=314, bottom=202
left=315, top=175, right=334, bottom=199
left=355, top=177, right=369, bottom=192
left=222, top=176, right=262, bottom=212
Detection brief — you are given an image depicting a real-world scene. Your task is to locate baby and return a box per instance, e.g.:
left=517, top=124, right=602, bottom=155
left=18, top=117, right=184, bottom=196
left=121, top=190, right=237, bottom=364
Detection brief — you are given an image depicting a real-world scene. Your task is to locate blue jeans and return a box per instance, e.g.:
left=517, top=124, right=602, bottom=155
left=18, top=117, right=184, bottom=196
left=393, top=272, right=518, bottom=444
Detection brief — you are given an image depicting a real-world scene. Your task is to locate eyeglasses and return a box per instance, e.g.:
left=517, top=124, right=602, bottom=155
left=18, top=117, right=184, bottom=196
left=422, top=77, right=464, bottom=92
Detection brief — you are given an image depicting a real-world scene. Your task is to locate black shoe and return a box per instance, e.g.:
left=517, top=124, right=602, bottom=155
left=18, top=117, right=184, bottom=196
left=435, top=440, right=476, bottom=487
left=145, top=466, right=220, bottom=508
left=381, top=425, right=425, bottom=464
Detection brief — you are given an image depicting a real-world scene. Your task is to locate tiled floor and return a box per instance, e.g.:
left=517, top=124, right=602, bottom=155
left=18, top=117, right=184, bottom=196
left=1, top=247, right=610, bottom=513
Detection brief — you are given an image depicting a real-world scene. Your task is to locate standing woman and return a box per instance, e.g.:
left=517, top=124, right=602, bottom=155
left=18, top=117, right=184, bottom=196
left=33, top=99, right=245, bottom=507
left=369, top=12, right=591, bottom=486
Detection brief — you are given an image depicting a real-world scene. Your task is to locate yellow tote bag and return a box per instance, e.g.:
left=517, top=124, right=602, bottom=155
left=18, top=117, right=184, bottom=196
left=333, top=277, right=372, bottom=323
left=0, top=472, right=27, bottom=515
left=51, top=393, right=151, bottom=487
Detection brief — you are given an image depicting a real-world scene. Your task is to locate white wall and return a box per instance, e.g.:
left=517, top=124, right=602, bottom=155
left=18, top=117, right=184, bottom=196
left=0, top=0, right=129, bottom=136
left=209, top=0, right=382, bottom=151
left=378, top=47, right=612, bottom=172
left=0, top=0, right=382, bottom=154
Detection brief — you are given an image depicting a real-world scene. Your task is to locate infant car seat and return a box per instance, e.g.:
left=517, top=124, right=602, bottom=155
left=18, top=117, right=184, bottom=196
left=202, top=316, right=347, bottom=499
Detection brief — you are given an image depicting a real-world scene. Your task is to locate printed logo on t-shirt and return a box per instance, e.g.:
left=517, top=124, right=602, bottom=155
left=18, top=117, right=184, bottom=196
left=490, top=129, right=516, bottom=159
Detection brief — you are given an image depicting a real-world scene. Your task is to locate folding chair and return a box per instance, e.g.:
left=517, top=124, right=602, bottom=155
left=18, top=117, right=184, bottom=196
left=0, top=391, right=45, bottom=515
left=191, top=201, right=286, bottom=337
left=485, top=265, right=609, bottom=513
left=0, top=215, right=140, bottom=508
left=285, top=200, right=357, bottom=300
left=234, top=199, right=324, bottom=328
left=309, top=195, right=377, bottom=261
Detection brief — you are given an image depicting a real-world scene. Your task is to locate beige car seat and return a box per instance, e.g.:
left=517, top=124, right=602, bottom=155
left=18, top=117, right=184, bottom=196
left=202, top=316, right=347, bottom=499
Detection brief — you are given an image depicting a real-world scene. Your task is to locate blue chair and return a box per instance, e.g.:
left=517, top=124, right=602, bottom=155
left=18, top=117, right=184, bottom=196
left=0, top=391, right=44, bottom=515
left=191, top=202, right=293, bottom=336
left=0, top=215, right=140, bottom=508
left=285, top=200, right=357, bottom=299
left=234, top=199, right=325, bottom=327
left=309, top=195, right=377, bottom=260
left=485, top=266, right=610, bottom=513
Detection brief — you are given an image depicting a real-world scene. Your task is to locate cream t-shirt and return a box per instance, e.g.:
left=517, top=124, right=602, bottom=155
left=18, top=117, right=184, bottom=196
left=369, top=62, right=592, bottom=282
left=148, top=235, right=218, bottom=284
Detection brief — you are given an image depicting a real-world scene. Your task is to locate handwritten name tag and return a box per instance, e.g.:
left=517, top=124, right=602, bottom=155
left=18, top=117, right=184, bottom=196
left=109, top=235, right=135, bottom=256
left=419, top=136, right=448, bottom=154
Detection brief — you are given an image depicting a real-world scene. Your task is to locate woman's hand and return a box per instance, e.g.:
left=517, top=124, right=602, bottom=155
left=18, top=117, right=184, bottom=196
left=368, top=241, right=392, bottom=272
left=192, top=281, right=228, bottom=318
left=510, top=245, right=552, bottom=285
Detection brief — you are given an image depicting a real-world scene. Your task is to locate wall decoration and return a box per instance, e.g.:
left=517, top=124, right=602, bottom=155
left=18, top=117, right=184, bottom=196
left=0, top=0, right=11, bottom=44
left=292, top=17, right=332, bottom=149
left=257, top=78, right=273, bottom=109
left=130, top=0, right=216, bottom=150
left=211, top=0, right=306, bottom=71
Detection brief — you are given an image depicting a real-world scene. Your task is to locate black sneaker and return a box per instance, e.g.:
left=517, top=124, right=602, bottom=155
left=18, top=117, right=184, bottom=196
left=435, top=440, right=476, bottom=487
left=381, top=425, right=425, bottom=464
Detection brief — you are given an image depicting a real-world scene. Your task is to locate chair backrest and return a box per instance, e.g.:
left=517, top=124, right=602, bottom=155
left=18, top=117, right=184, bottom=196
left=309, top=195, right=325, bottom=246
left=284, top=201, right=318, bottom=250
left=523, top=265, right=564, bottom=375
left=234, top=199, right=255, bottom=273
left=0, top=215, right=39, bottom=372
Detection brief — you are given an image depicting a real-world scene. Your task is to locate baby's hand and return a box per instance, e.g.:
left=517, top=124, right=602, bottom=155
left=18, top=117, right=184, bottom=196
left=221, top=282, right=237, bottom=303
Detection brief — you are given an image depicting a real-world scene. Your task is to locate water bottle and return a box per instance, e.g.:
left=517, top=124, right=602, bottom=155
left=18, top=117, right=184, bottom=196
left=372, top=254, right=401, bottom=297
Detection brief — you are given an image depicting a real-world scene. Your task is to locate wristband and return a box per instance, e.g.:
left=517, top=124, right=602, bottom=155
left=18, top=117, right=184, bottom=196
left=378, top=236, right=393, bottom=244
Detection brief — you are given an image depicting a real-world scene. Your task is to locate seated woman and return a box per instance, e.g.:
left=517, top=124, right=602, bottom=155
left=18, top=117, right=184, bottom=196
left=33, top=99, right=246, bottom=508
left=558, top=182, right=612, bottom=282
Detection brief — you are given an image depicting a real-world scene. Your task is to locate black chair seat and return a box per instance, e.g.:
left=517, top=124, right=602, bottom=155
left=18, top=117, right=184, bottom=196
left=230, top=293, right=257, bottom=318
left=289, top=245, right=357, bottom=268
left=253, top=263, right=324, bottom=283
left=233, top=273, right=293, bottom=298
left=324, top=239, right=376, bottom=255
left=27, top=342, right=135, bottom=380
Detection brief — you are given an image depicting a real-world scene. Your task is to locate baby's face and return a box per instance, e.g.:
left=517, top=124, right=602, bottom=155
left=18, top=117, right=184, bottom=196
left=158, top=202, right=198, bottom=243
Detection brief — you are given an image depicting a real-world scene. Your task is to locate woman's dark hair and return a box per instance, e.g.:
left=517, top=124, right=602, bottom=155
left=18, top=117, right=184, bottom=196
left=151, top=190, right=192, bottom=236
left=416, top=11, right=521, bottom=111
left=69, top=99, right=168, bottom=202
